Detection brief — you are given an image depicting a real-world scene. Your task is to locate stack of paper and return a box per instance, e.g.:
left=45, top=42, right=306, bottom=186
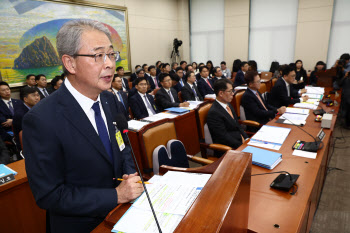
left=293, top=103, right=318, bottom=110
left=285, top=107, right=309, bottom=115
left=205, top=94, right=216, bottom=99
left=128, top=120, right=150, bottom=131
left=234, top=86, right=247, bottom=91
left=277, top=113, right=309, bottom=126
left=242, top=146, right=282, bottom=169
left=303, top=93, right=323, bottom=100
left=142, top=112, right=179, bottom=122
left=305, top=86, right=325, bottom=94
left=248, top=125, right=291, bottom=150
left=112, top=171, right=212, bottom=233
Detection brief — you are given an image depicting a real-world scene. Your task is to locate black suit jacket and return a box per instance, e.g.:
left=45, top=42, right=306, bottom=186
left=241, top=88, right=277, bottom=125
left=35, top=87, right=50, bottom=100
left=13, top=104, right=29, bottom=150
left=129, top=93, right=160, bottom=119
left=181, top=82, right=203, bottom=101
left=121, top=77, right=130, bottom=92
left=23, top=83, right=135, bottom=233
left=147, top=75, right=161, bottom=90
left=207, top=101, right=248, bottom=151
left=233, top=70, right=245, bottom=87
left=130, top=73, right=137, bottom=82
left=0, top=98, right=24, bottom=141
left=270, top=78, right=300, bottom=108
left=173, top=78, right=186, bottom=93
left=197, top=78, right=214, bottom=97
left=155, top=87, right=180, bottom=112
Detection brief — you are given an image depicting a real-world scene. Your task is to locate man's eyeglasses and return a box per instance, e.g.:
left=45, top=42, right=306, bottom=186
left=74, top=52, right=119, bottom=64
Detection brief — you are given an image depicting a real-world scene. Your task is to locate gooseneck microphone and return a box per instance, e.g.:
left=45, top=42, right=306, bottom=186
left=114, top=114, right=162, bottom=233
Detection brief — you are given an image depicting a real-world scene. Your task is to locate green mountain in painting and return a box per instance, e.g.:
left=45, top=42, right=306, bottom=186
left=13, top=36, right=60, bottom=69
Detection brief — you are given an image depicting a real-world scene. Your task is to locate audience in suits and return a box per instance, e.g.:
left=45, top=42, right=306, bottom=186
left=0, top=81, right=25, bottom=142
left=195, top=63, right=205, bottom=81
left=233, top=61, right=249, bottom=87
left=270, top=65, right=309, bottom=108
left=142, top=64, right=150, bottom=78
left=170, top=62, right=178, bottom=75
left=221, top=61, right=231, bottom=78
left=155, top=61, right=162, bottom=76
left=155, top=73, right=189, bottom=111
left=132, top=68, right=145, bottom=87
left=111, top=75, right=130, bottom=119
left=180, top=61, right=187, bottom=76
left=35, top=74, right=50, bottom=99
left=13, top=87, right=40, bottom=150
left=173, top=67, right=186, bottom=92
left=241, top=71, right=286, bottom=131
left=24, top=74, right=36, bottom=88
left=48, top=76, right=64, bottom=94
left=147, top=65, right=161, bottom=91
left=212, top=66, right=226, bottom=82
left=181, top=71, right=203, bottom=101
left=129, top=77, right=160, bottom=120
left=116, top=66, right=130, bottom=92
left=197, top=66, right=215, bottom=97
left=130, top=65, right=141, bottom=82
left=207, top=79, right=248, bottom=156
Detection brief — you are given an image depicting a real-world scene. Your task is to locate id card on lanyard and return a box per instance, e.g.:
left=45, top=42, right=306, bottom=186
left=113, top=122, right=125, bottom=151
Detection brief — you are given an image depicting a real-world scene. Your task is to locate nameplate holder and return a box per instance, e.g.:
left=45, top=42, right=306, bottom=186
left=0, top=174, right=15, bottom=186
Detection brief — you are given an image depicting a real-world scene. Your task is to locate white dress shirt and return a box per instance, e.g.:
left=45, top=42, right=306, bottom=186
left=138, top=92, right=155, bottom=116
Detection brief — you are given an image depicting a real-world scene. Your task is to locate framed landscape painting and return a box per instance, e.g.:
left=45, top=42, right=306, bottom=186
left=0, top=0, right=130, bottom=86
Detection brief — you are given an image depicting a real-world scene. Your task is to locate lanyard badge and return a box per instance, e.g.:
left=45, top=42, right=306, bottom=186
left=113, top=122, right=125, bottom=151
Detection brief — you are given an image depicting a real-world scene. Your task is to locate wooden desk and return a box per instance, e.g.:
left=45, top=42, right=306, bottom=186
left=239, top=88, right=340, bottom=233
left=0, top=160, right=46, bottom=233
left=128, top=110, right=200, bottom=175
left=92, top=151, right=252, bottom=233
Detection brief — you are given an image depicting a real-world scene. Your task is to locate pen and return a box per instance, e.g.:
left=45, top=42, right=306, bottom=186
left=116, top=178, right=151, bottom=184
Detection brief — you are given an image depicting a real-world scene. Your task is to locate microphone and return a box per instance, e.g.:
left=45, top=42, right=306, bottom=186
left=279, top=114, right=323, bottom=152
left=252, top=171, right=299, bottom=195
left=114, top=115, right=162, bottom=233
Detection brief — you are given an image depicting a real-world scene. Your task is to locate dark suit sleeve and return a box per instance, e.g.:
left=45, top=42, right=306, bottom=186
left=155, top=90, right=180, bottom=111
left=241, top=92, right=276, bottom=120
left=129, top=96, right=143, bottom=120
left=181, top=86, right=193, bottom=101
left=23, top=111, right=118, bottom=217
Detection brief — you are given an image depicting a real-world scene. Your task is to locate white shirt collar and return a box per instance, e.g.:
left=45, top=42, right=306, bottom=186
left=2, top=98, right=12, bottom=104
left=65, top=78, right=101, bottom=117
left=163, top=87, right=171, bottom=92
left=248, top=87, right=257, bottom=95
left=282, top=77, right=289, bottom=87
left=216, top=99, right=229, bottom=111
left=187, top=82, right=194, bottom=88
left=138, top=91, right=147, bottom=97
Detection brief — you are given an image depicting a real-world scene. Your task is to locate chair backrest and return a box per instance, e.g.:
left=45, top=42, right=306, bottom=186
left=259, top=82, right=267, bottom=94
left=140, top=120, right=177, bottom=170
left=239, top=105, right=246, bottom=121
left=128, top=82, right=133, bottom=89
left=178, top=91, right=183, bottom=102
left=196, top=102, right=213, bottom=140
left=272, top=78, right=278, bottom=87
left=19, top=130, right=23, bottom=150
left=232, top=90, right=245, bottom=118
left=260, top=72, right=273, bottom=80
left=128, top=107, right=134, bottom=120
left=153, top=88, right=160, bottom=96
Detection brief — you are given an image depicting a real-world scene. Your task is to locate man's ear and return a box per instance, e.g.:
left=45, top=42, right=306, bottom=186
left=62, top=55, right=76, bottom=74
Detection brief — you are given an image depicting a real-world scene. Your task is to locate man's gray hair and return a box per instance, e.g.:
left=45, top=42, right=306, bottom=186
left=56, top=19, right=112, bottom=74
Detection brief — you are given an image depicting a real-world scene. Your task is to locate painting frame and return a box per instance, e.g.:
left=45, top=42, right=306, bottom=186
left=0, top=0, right=131, bottom=87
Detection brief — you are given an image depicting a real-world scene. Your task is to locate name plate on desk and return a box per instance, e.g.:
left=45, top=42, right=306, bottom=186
left=0, top=174, right=15, bottom=186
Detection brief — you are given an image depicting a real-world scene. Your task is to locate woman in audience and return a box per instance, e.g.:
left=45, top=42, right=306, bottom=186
left=269, top=61, right=280, bottom=79
left=309, top=61, right=326, bottom=86
left=293, top=60, right=307, bottom=89
left=192, top=62, right=199, bottom=74
left=248, top=60, right=258, bottom=72
left=232, top=59, right=241, bottom=72
left=206, top=60, right=214, bottom=77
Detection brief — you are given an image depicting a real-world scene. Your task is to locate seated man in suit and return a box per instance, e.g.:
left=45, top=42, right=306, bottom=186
left=48, top=76, right=64, bottom=94
left=207, top=79, right=248, bottom=154
left=147, top=65, right=161, bottom=91
left=195, top=63, right=205, bottom=81
left=197, top=66, right=215, bottom=97
left=35, top=74, right=50, bottom=99
left=241, top=71, right=286, bottom=130
left=212, top=66, right=226, bottom=83
left=24, top=74, right=36, bottom=88
left=130, top=64, right=141, bottom=82
left=23, top=19, right=143, bottom=233
left=270, top=65, right=309, bottom=108
left=0, top=81, right=25, bottom=142
left=233, top=61, right=249, bottom=87
left=170, top=62, right=178, bottom=74
left=181, top=71, right=203, bottom=101
left=129, top=77, right=160, bottom=119
left=173, top=67, right=186, bottom=92
left=13, top=87, right=40, bottom=150
left=111, top=75, right=130, bottom=120
left=132, top=68, right=145, bottom=87
left=116, top=66, right=130, bottom=92
left=142, top=64, right=150, bottom=78
left=155, top=73, right=189, bottom=111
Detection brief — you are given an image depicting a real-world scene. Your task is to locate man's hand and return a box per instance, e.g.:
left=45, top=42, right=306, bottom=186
left=277, top=106, right=286, bottom=114
left=116, top=172, right=144, bottom=204
left=300, top=88, right=307, bottom=94
left=179, top=102, right=190, bottom=107
left=1, top=119, right=13, bottom=127
left=302, top=95, right=309, bottom=102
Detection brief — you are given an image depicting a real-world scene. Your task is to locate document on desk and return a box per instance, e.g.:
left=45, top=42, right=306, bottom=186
left=285, top=107, right=310, bottom=115
left=248, top=125, right=291, bottom=151
left=305, top=86, right=325, bottom=94
left=142, top=112, right=179, bottom=122
left=279, top=113, right=309, bottom=125
left=128, top=120, right=150, bottom=131
left=303, top=93, right=323, bottom=100
left=180, top=101, right=203, bottom=110
left=293, top=103, right=318, bottom=110
left=112, top=171, right=212, bottom=233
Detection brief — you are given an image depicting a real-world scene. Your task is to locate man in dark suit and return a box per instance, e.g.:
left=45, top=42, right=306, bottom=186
left=23, top=19, right=143, bottom=233
left=111, top=75, right=130, bottom=120
left=147, top=65, right=161, bottom=91
left=13, top=87, right=40, bottom=150
left=0, top=81, right=25, bottom=142
left=155, top=73, right=189, bottom=112
left=129, top=65, right=141, bottom=82
left=233, top=61, right=249, bottom=87
left=129, top=77, right=159, bottom=119
left=207, top=79, right=248, bottom=155
left=132, top=68, right=145, bottom=87
left=170, top=62, right=178, bottom=75
left=241, top=71, right=286, bottom=129
left=173, top=67, right=186, bottom=92
left=48, top=76, right=64, bottom=94
left=197, top=66, right=215, bottom=97
left=116, top=66, right=130, bottom=92
left=181, top=71, right=203, bottom=101
left=35, top=74, right=50, bottom=100
left=142, top=64, right=150, bottom=78
left=270, top=65, right=309, bottom=108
